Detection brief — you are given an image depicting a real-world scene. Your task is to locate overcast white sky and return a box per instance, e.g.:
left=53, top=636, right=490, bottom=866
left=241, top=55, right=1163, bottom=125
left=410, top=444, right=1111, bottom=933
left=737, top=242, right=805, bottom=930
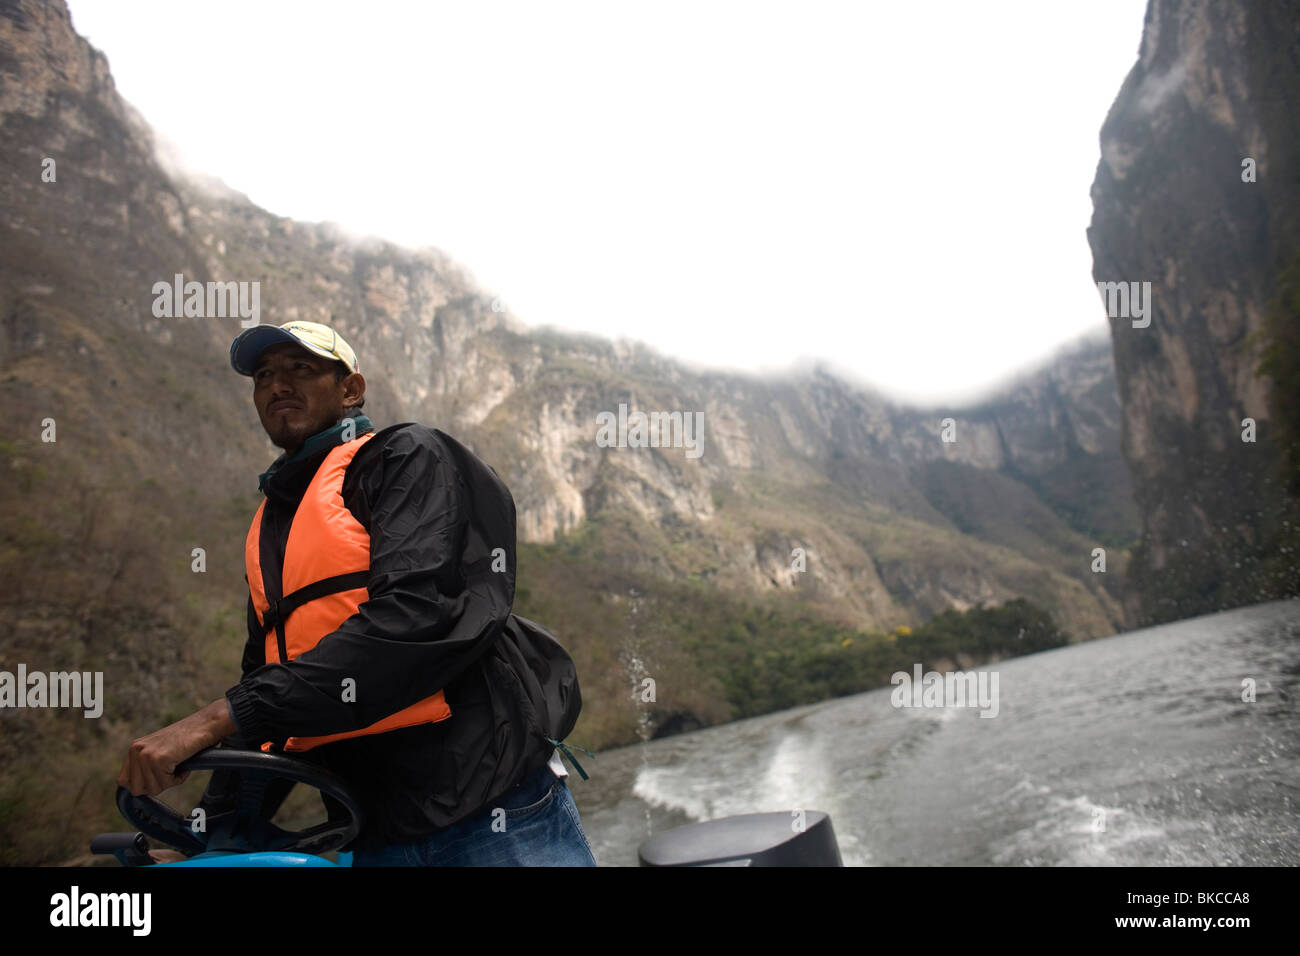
left=66, top=0, right=1148, bottom=404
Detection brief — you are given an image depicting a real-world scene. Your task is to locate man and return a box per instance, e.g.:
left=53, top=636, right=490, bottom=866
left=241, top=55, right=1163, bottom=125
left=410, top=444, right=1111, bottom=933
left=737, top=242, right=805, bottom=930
left=118, top=320, right=595, bottom=866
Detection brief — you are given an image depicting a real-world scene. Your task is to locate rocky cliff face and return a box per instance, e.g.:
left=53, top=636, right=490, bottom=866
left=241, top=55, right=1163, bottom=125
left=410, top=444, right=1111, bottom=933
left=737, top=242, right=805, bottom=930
left=1, top=0, right=1136, bottom=652
left=1088, top=0, right=1300, bottom=624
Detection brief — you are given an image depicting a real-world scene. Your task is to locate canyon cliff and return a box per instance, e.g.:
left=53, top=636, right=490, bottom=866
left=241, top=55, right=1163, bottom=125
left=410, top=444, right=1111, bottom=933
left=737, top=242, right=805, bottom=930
left=1088, top=0, right=1300, bottom=624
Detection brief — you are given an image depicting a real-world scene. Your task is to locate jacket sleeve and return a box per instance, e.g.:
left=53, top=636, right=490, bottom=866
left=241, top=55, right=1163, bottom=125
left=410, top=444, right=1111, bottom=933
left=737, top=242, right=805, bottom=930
left=225, top=426, right=514, bottom=746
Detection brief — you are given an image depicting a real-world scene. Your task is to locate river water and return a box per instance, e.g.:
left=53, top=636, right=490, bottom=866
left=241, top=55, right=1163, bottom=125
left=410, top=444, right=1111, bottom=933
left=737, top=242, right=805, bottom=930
left=571, top=599, right=1300, bottom=866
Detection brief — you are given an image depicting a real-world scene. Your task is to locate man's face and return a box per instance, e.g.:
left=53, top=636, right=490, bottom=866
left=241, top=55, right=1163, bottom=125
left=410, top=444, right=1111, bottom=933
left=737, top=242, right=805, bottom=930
left=252, top=343, right=362, bottom=453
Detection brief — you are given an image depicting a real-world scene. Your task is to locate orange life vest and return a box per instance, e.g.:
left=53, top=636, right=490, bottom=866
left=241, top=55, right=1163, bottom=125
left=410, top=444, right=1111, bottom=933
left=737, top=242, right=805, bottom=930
left=244, top=432, right=451, bottom=752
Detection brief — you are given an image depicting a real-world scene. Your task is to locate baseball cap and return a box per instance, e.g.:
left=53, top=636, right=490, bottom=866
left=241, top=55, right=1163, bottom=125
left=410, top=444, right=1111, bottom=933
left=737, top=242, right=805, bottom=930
left=230, top=321, right=359, bottom=376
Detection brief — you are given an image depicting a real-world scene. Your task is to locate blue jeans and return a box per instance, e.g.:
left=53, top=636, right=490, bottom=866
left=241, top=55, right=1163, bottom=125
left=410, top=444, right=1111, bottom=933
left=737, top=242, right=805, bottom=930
left=350, top=764, right=597, bottom=866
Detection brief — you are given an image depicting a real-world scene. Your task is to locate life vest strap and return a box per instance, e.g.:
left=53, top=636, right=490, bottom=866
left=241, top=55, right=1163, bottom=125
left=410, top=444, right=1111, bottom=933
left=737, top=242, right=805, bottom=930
left=262, top=569, right=371, bottom=637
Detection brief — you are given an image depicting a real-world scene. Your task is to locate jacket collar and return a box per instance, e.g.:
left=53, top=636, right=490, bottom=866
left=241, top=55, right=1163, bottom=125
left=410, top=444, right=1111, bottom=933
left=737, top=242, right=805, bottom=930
left=258, top=413, right=374, bottom=496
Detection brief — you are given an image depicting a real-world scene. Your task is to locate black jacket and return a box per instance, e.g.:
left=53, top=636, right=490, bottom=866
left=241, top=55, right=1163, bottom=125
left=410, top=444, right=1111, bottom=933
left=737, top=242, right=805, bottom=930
left=213, top=418, right=581, bottom=852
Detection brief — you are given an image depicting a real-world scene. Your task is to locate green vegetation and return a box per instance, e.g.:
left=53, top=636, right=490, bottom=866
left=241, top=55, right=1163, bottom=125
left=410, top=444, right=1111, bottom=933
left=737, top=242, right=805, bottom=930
left=690, top=596, right=1066, bottom=721
left=0, top=427, right=258, bottom=866
left=515, top=536, right=1068, bottom=749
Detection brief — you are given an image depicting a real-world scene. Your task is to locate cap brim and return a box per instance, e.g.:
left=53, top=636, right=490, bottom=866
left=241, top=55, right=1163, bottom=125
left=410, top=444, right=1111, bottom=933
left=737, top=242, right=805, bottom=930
left=229, top=326, right=343, bottom=375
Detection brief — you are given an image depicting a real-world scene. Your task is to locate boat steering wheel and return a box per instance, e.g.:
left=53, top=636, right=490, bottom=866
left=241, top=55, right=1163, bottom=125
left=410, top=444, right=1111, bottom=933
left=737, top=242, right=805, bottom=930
left=114, top=747, right=363, bottom=859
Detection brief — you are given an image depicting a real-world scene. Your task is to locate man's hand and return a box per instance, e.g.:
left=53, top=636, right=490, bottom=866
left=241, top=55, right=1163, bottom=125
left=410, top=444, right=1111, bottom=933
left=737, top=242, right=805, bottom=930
left=118, top=699, right=238, bottom=797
